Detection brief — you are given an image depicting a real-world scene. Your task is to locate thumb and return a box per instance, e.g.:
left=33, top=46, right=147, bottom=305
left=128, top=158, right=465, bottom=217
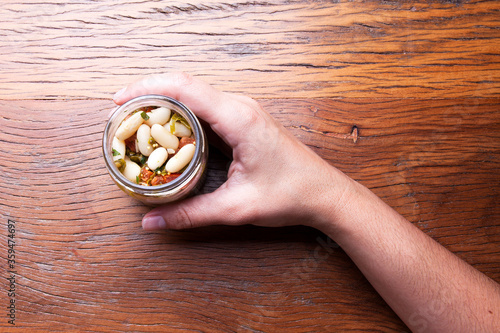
left=141, top=187, right=249, bottom=230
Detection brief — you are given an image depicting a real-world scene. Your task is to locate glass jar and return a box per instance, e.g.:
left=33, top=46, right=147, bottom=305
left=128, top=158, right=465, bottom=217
left=102, top=95, right=208, bottom=205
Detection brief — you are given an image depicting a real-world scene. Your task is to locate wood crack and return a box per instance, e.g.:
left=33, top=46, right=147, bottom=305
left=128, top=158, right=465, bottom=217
left=291, top=124, right=359, bottom=143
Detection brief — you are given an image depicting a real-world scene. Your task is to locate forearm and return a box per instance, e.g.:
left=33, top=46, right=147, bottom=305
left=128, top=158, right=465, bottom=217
left=319, top=176, right=500, bottom=332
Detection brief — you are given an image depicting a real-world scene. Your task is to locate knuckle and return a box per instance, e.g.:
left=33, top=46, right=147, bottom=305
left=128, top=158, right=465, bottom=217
left=172, top=71, right=195, bottom=88
left=142, top=74, right=164, bottom=88
left=241, top=95, right=261, bottom=110
left=172, top=206, right=194, bottom=230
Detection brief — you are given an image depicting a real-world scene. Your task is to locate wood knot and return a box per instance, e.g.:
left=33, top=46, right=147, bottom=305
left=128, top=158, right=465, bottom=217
left=351, top=125, right=359, bottom=143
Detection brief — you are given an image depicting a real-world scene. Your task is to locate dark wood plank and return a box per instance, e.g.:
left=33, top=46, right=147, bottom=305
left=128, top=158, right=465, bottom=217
left=0, top=0, right=498, bottom=99
left=0, top=98, right=498, bottom=331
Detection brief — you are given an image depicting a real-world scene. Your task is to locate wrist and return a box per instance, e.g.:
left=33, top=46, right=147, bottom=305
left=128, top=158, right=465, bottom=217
left=304, top=161, right=359, bottom=235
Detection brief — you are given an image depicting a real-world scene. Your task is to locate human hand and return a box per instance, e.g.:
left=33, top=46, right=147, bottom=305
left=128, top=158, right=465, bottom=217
left=113, top=73, right=352, bottom=231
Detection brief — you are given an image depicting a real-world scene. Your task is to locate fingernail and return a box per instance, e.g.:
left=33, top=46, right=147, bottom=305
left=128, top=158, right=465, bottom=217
left=142, top=215, right=166, bottom=230
left=113, top=87, right=127, bottom=101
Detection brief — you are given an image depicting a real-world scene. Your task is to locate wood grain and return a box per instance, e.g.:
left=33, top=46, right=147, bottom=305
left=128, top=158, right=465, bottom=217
left=0, top=0, right=498, bottom=99
left=0, top=0, right=499, bottom=332
left=0, top=98, right=498, bottom=331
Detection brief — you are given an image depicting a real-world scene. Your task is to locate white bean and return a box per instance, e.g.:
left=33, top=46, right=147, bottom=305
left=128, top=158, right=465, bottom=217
left=147, top=147, right=168, bottom=170
left=112, top=136, right=126, bottom=161
left=115, top=112, right=144, bottom=141
left=145, top=107, right=171, bottom=126
left=151, top=124, right=179, bottom=150
left=166, top=144, right=195, bottom=173
left=122, top=158, right=142, bottom=183
left=136, top=124, right=154, bottom=156
left=171, top=122, right=192, bottom=138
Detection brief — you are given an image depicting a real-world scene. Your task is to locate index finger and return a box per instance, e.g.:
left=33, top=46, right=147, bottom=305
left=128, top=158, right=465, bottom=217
left=112, top=72, right=261, bottom=147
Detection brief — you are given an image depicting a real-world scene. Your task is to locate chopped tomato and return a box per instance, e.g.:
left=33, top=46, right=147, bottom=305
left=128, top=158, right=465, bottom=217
left=150, top=173, right=181, bottom=185
left=179, top=137, right=196, bottom=149
left=125, top=133, right=137, bottom=152
left=164, top=173, right=181, bottom=183
left=139, top=167, right=154, bottom=183
left=150, top=175, right=166, bottom=186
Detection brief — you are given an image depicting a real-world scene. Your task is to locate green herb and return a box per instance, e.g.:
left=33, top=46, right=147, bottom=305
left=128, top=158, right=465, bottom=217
left=140, top=155, right=147, bottom=165
left=140, top=111, right=150, bottom=121
left=112, top=148, right=121, bottom=156
left=169, top=113, right=191, bottom=133
left=148, top=137, right=157, bottom=145
left=129, top=154, right=142, bottom=165
left=114, top=158, right=126, bottom=172
left=136, top=175, right=140, bottom=184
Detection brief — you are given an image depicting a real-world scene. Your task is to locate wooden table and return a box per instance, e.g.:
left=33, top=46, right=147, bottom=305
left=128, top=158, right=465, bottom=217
left=1, top=1, right=498, bottom=332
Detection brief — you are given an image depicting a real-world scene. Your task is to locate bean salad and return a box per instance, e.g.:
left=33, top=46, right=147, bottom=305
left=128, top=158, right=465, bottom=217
left=112, top=106, right=196, bottom=186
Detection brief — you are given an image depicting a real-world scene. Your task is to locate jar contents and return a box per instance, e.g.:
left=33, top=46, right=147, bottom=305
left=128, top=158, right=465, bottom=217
left=112, top=106, right=196, bottom=186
